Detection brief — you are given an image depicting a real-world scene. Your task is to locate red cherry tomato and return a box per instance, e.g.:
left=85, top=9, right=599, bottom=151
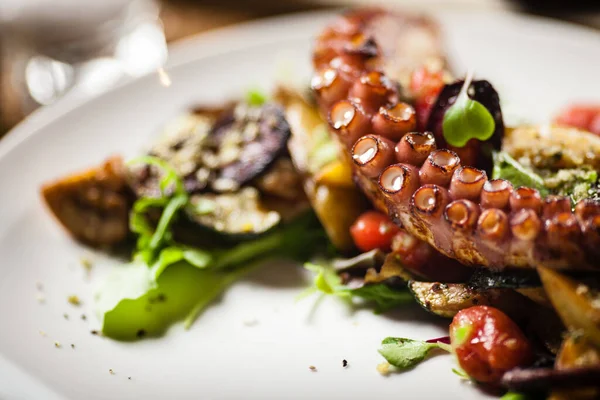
left=410, top=66, right=445, bottom=130
left=450, top=306, right=534, bottom=384
left=350, top=211, right=399, bottom=252
left=555, top=105, right=600, bottom=136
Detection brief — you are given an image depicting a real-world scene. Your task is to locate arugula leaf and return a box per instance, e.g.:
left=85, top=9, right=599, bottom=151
left=301, top=261, right=413, bottom=312
left=492, top=151, right=549, bottom=196
left=442, top=72, right=496, bottom=148
left=352, top=285, right=414, bottom=314
left=378, top=337, right=451, bottom=370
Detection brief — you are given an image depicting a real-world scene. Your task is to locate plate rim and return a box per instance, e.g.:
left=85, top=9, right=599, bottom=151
left=3, top=8, right=600, bottom=163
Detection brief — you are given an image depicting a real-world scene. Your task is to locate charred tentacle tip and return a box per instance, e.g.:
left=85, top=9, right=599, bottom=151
left=395, top=131, right=436, bottom=166
left=449, top=166, right=487, bottom=201
left=510, top=208, right=541, bottom=241
left=329, top=99, right=370, bottom=147
left=510, top=187, right=542, bottom=214
left=372, top=102, right=417, bottom=141
left=481, top=179, right=513, bottom=210
left=542, top=195, right=571, bottom=220
left=352, top=134, right=395, bottom=178
left=349, top=70, right=397, bottom=113
left=575, top=198, right=600, bottom=224
left=477, top=208, right=509, bottom=241
left=411, top=184, right=449, bottom=219
left=445, top=199, right=480, bottom=233
left=419, top=149, right=461, bottom=187
left=379, top=163, right=420, bottom=204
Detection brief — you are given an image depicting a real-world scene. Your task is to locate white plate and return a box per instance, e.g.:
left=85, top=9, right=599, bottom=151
left=1, top=9, right=599, bottom=400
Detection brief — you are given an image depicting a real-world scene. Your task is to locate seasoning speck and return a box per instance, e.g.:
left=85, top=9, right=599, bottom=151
left=63, top=313, right=69, bottom=320
left=36, top=293, right=46, bottom=304
left=376, top=362, right=391, bottom=376
left=67, top=295, right=81, bottom=306
left=36, top=281, right=44, bottom=291
left=343, top=359, right=348, bottom=368
left=80, top=257, right=93, bottom=272
left=128, top=377, right=132, bottom=380
left=81, top=314, right=87, bottom=321
left=91, top=330, right=99, bottom=335
left=136, top=329, right=146, bottom=338
left=54, top=341, right=61, bottom=348
left=39, top=330, right=46, bottom=337
left=71, top=344, right=75, bottom=349
left=109, top=369, right=114, bottom=375
left=309, top=365, right=317, bottom=372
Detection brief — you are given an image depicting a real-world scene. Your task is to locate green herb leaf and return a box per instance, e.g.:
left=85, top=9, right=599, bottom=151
left=351, top=284, right=414, bottom=314
left=378, top=338, right=450, bottom=370
left=492, top=151, right=549, bottom=196
left=301, top=261, right=413, bottom=312
left=442, top=73, right=496, bottom=148
left=500, top=392, right=530, bottom=400
left=245, top=88, right=267, bottom=106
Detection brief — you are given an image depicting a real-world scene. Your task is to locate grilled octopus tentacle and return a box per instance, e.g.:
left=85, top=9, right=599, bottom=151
left=312, top=8, right=599, bottom=269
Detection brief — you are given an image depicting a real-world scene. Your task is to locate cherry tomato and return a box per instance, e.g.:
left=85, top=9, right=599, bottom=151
left=555, top=105, right=600, bottom=136
left=450, top=306, right=534, bottom=384
left=350, top=211, right=399, bottom=252
left=409, top=66, right=445, bottom=130
left=391, top=230, right=431, bottom=269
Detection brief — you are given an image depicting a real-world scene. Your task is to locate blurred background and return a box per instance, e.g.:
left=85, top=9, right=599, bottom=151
left=1, top=0, right=599, bottom=137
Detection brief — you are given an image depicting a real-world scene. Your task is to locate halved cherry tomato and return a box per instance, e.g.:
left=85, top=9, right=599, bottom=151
left=350, top=211, right=399, bottom=252
left=450, top=306, right=534, bottom=384
left=410, top=66, right=445, bottom=130
left=555, top=105, right=600, bottom=136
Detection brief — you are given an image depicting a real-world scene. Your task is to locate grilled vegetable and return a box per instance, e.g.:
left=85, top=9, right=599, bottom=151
left=277, top=87, right=367, bottom=252
left=538, top=267, right=600, bottom=348
left=408, top=281, right=527, bottom=319
left=186, top=188, right=281, bottom=238
left=132, top=103, right=291, bottom=196
left=41, top=156, right=134, bottom=246
left=550, top=335, right=600, bottom=399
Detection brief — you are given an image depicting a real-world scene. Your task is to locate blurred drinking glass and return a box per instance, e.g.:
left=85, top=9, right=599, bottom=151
left=0, top=0, right=167, bottom=115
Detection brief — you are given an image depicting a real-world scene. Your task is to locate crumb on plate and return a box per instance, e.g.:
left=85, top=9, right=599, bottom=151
left=376, top=362, right=391, bottom=376
left=67, top=295, right=81, bottom=306
left=309, top=365, right=317, bottom=372
left=54, top=341, right=61, bottom=348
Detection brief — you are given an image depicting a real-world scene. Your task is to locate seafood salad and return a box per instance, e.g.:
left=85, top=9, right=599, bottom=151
left=41, top=8, right=600, bottom=399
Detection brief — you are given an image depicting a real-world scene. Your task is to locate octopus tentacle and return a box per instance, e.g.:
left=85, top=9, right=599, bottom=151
left=312, top=8, right=596, bottom=269
left=395, top=132, right=436, bottom=165
left=481, top=179, right=512, bottom=210
left=449, top=166, right=487, bottom=201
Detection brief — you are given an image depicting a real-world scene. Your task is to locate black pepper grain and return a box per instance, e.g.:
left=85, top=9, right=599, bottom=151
left=136, top=329, right=147, bottom=338
left=342, top=360, right=348, bottom=368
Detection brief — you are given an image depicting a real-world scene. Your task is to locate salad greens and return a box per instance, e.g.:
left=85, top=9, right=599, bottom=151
left=493, top=151, right=599, bottom=203
left=301, top=261, right=413, bottom=313
left=492, top=152, right=548, bottom=195
left=378, top=337, right=451, bottom=370
left=96, top=156, right=327, bottom=340
left=442, top=72, right=496, bottom=148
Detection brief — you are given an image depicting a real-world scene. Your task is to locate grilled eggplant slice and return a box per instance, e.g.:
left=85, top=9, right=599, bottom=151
left=186, top=187, right=281, bottom=238
left=41, top=156, right=133, bottom=247
left=408, top=281, right=528, bottom=319
left=132, top=103, right=291, bottom=196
